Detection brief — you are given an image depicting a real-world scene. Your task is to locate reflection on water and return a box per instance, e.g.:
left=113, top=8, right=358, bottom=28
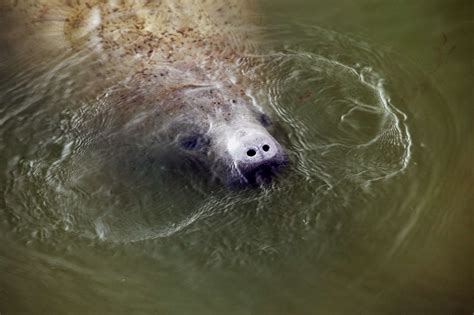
left=0, top=1, right=472, bottom=314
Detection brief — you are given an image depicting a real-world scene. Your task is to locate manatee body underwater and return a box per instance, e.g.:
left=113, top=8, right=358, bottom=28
left=2, top=0, right=287, bottom=187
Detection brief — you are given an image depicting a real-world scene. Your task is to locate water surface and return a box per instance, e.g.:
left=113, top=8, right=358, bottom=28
left=0, top=0, right=472, bottom=314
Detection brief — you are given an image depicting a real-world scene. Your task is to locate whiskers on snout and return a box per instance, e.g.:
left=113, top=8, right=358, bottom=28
left=224, top=127, right=288, bottom=187
left=239, top=159, right=288, bottom=186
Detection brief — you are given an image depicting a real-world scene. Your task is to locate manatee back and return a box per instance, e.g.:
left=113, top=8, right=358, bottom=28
left=1, top=0, right=259, bottom=62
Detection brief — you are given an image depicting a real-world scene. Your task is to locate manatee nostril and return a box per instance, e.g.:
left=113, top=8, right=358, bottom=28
left=262, top=144, right=270, bottom=152
left=247, top=149, right=256, bottom=157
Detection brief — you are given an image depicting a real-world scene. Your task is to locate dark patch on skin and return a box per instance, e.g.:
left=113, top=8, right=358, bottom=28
left=259, top=113, right=272, bottom=127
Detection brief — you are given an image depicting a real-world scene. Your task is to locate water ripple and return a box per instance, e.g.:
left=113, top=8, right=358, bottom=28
left=0, top=23, right=453, bottom=265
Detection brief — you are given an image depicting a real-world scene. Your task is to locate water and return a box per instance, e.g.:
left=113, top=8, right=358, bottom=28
left=1, top=1, right=472, bottom=314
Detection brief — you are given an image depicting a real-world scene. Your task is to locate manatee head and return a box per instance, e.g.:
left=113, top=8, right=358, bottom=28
left=160, top=83, right=287, bottom=187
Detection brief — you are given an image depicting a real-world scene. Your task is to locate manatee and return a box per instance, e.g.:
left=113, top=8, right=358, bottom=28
left=1, top=0, right=287, bottom=186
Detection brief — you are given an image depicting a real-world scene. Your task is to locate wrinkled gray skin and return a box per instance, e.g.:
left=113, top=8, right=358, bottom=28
left=106, top=66, right=287, bottom=187
left=4, top=0, right=287, bottom=186
left=166, top=85, right=287, bottom=187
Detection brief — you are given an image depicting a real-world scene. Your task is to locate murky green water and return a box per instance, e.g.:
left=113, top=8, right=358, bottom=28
left=0, top=1, right=472, bottom=314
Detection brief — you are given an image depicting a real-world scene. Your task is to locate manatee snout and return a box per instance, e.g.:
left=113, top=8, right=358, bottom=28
left=224, top=128, right=287, bottom=186
left=173, top=123, right=287, bottom=187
